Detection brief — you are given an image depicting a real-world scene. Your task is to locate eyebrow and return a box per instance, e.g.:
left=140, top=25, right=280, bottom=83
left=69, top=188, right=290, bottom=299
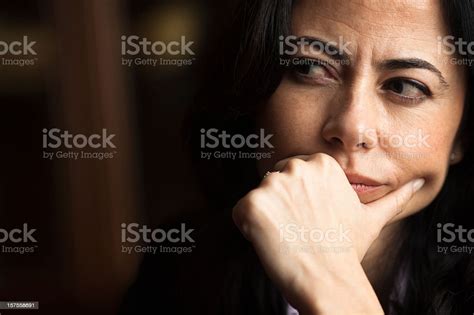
left=380, top=58, right=449, bottom=88
left=295, top=37, right=450, bottom=89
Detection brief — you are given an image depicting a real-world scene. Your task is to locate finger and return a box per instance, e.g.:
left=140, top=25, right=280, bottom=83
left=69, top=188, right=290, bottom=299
left=364, top=178, right=425, bottom=228
left=273, top=155, right=311, bottom=172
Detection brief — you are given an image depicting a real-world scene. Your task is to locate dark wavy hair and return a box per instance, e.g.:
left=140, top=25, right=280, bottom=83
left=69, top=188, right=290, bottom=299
left=187, top=0, right=474, bottom=314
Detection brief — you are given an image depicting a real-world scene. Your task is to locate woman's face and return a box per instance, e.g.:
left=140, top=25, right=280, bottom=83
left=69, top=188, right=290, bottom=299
left=257, top=0, right=467, bottom=222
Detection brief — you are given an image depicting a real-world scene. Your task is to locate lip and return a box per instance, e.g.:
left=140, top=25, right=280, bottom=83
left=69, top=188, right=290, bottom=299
left=345, top=172, right=386, bottom=197
left=350, top=183, right=382, bottom=194
left=345, top=172, right=383, bottom=186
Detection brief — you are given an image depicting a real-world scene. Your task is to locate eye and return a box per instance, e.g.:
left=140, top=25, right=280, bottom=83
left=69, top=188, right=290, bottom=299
left=382, top=78, right=432, bottom=104
left=290, top=58, right=336, bottom=84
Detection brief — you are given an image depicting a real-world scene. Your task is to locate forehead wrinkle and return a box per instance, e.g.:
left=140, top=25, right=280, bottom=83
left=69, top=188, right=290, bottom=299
left=294, top=11, right=441, bottom=41
left=294, top=0, right=447, bottom=40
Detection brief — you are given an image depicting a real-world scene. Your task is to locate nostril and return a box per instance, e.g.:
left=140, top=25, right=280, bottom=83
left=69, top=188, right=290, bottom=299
left=329, top=137, right=344, bottom=146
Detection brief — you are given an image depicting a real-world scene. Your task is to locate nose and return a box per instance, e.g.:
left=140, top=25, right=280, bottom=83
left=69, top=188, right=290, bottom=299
left=321, top=83, right=379, bottom=152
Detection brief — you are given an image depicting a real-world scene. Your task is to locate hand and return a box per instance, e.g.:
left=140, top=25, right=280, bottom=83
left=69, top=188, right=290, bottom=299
left=232, top=153, right=424, bottom=314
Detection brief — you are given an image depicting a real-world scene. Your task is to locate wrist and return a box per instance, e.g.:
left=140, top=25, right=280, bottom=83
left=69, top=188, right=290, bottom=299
left=298, top=257, right=383, bottom=315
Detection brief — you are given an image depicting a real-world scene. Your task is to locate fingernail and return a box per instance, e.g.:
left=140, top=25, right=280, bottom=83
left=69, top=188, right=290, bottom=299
left=412, top=178, right=425, bottom=192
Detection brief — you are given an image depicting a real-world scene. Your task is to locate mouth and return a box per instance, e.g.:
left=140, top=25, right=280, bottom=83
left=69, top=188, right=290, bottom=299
left=350, top=183, right=382, bottom=193
left=345, top=172, right=388, bottom=203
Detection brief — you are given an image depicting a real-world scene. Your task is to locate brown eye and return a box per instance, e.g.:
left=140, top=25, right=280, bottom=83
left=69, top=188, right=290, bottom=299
left=383, top=78, right=432, bottom=103
left=290, top=58, right=336, bottom=84
left=295, top=62, right=327, bottom=77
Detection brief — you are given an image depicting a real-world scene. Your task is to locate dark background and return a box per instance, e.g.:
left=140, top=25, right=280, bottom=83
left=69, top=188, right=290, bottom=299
left=0, top=0, right=234, bottom=313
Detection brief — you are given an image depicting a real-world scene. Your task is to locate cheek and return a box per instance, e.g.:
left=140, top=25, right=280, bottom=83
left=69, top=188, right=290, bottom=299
left=256, top=79, right=327, bottom=173
left=387, top=124, right=457, bottom=220
left=391, top=154, right=447, bottom=220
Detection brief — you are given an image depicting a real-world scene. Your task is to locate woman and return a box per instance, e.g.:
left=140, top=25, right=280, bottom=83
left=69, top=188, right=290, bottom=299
left=121, top=0, right=474, bottom=314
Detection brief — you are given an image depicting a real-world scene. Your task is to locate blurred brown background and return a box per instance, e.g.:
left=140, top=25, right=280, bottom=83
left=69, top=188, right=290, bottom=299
left=0, top=0, right=233, bottom=314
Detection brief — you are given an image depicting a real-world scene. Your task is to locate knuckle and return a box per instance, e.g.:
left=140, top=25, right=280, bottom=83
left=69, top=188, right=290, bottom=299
left=311, top=153, right=326, bottom=163
left=309, top=153, right=342, bottom=175
left=312, top=153, right=337, bottom=165
left=234, top=190, right=265, bottom=224
left=322, top=153, right=338, bottom=166
left=285, top=158, right=306, bottom=173
left=246, top=189, right=264, bottom=206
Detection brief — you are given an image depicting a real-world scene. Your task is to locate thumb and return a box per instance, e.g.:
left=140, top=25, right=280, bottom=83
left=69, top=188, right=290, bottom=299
left=363, top=178, right=425, bottom=229
left=273, top=155, right=311, bottom=172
